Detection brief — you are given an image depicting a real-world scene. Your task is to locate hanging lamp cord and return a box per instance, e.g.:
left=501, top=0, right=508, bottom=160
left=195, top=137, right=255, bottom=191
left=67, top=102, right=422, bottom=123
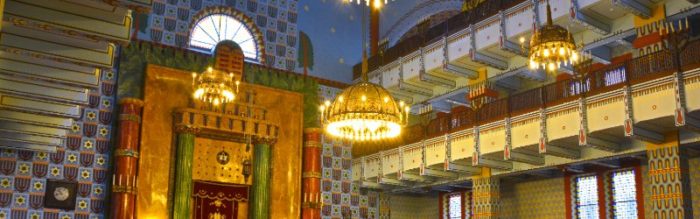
left=360, top=0, right=369, bottom=82
left=546, top=0, right=553, bottom=26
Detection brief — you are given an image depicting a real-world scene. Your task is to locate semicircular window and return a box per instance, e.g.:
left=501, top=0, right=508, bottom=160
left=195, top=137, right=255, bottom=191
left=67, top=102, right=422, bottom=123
left=189, top=14, right=259, bottom=62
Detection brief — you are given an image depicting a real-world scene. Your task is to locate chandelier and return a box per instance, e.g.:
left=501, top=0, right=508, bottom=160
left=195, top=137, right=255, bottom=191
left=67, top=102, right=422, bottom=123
left=319, top=75, right=410, bottom=141
left=192, top=67, right=240, bottom=106
left=344, top=0, right=394, bottom=9
left=526, top=0, right=579, bottom=72
left=468, top=81, right=498, bottom=110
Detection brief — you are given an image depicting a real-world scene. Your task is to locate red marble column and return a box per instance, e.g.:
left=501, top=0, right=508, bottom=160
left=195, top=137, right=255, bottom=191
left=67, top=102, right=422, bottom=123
left=111, top=98, right=144, bottom=219
left=302, top=128, right=322, bottom=219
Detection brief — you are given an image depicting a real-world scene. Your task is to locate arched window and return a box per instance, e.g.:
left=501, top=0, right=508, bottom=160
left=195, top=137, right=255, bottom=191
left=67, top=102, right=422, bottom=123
left=189, top=14, right=260, bottom=62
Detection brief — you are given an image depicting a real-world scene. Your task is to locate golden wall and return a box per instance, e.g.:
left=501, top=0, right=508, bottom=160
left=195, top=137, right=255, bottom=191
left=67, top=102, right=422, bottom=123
left=137, top=64, right=303, bottom=218
left=192, top=138, right=252, bottom=185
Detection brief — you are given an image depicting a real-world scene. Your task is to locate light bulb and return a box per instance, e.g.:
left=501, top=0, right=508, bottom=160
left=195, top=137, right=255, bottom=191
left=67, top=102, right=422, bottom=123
left=543, top=49, right=550, bottom=57
left=372, top=0, right=382, bottom=9
left=529, top=60, right=538, bottom=69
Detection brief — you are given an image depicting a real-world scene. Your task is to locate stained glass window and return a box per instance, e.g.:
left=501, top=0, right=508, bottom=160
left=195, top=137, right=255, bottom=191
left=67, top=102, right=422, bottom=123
left=190, top=14, right=259, bottom=62
left=449, top=194, right=462, bottom=219
left=612, top=170, right=638, bottom=219
left=575, top=175, right=599, bottom=219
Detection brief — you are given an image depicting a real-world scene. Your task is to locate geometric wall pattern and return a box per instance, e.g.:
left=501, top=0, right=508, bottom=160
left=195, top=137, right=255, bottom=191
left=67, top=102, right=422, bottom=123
left=378, top=193, right=390, bottom=219
left=319, top=80, right=378, bottom=218
left=646, top=142, right=692, bottom=219
left=500, top=178, right=566, bottom=219
left=388, top=193, right=439, bottom=219
left=690, top=157, right=700, bottom=218
left=140, top=0, right=298, bottom=70
left=318, top=85, right=343, bottom=104
left=472, top=177, right=500, bottom=219
left=642, top=165, right=653, bottom=218
left=321, top=137, right=378, bottom=219
left=0, top=71, right=115, bottom=219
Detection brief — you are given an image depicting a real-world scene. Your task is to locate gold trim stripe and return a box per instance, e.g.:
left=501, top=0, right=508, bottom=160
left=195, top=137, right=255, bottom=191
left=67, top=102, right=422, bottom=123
left=303, top=142, right=321, bottom=148
left=119, top=114, right=141, bottom=123
left=112, top=185, right=137, bottom=194
left=302, top=172, right=321, bottom=178
left=114, top=148, right=140, bottom=158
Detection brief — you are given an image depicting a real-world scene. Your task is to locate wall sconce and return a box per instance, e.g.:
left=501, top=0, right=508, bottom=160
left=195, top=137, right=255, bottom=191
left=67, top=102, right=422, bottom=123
left=242, top=159, right=251, bottom=181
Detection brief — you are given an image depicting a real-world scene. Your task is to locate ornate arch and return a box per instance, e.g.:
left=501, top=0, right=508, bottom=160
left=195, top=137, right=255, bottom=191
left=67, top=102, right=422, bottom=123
left=383, top=0, right=463, bottom=47
left=188, top=6, right=266, bottom=64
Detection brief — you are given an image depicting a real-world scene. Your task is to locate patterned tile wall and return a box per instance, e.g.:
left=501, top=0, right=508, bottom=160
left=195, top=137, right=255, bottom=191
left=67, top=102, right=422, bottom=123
left=642, top=164, right=652, bottom=218
left=0, top=71, right=116, bottom=219
left=319, top=84, right=378, bottom=218
left=387, top=193, right=439, bottom=219
left=500, top=177, right=566, bottom=219
left=690, top=157, right=700, bottom=218
left=140, top=0, right=299, bottom=71
left=321, top=137, right=378, bottom=219
left=318, top=85, right=343, bottom=103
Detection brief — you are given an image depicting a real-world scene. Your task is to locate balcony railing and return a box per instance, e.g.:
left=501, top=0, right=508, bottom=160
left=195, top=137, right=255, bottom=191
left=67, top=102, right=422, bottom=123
left=386, top=43, right=695, bottom=148
left=353, top=0, right=528, bottom=79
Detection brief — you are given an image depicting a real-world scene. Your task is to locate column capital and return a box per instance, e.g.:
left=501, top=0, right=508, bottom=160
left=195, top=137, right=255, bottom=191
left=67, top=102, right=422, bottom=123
left=253, top=136, right=277, bottom=145
left=174, top=125, right=201, bottom=134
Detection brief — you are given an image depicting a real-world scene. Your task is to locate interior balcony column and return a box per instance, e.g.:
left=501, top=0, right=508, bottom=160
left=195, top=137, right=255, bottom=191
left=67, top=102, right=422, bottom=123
left=471, top=168, right=501, bottom=219
left=250, top=138, right=276, bottom=219
left=172, top=125, right=198, bottom=219
left=646, top=132, right=694, bottom=218
left=301, top=128, right=322, bottom=219
left=111, top=98, right=144, bottom=219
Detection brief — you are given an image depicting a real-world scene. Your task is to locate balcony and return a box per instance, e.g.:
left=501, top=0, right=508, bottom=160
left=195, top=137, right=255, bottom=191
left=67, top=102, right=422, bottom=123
left=352, top=39, right=700, bottom=190
left=353, top=0, right=697, bottom=106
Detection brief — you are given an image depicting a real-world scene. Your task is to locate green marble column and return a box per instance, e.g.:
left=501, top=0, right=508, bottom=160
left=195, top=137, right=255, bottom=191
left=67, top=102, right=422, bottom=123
left=250, top=141, right=272, bottom=219
left=173, top=131, right=195, bottom=219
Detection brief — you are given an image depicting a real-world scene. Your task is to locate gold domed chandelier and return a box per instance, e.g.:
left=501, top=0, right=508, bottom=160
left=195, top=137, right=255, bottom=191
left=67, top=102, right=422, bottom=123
left=526, top=0, right=579, bottom=72
left=319, top=77, right=410, bottom=141
left=192, top=67, right=240, bottom=106
left=321, top=0, right=409, bottom=142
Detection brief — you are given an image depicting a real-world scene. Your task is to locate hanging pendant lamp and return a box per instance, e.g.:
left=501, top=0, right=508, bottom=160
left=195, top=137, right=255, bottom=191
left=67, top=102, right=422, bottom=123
left=528, top=0, right=579, bottom=72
